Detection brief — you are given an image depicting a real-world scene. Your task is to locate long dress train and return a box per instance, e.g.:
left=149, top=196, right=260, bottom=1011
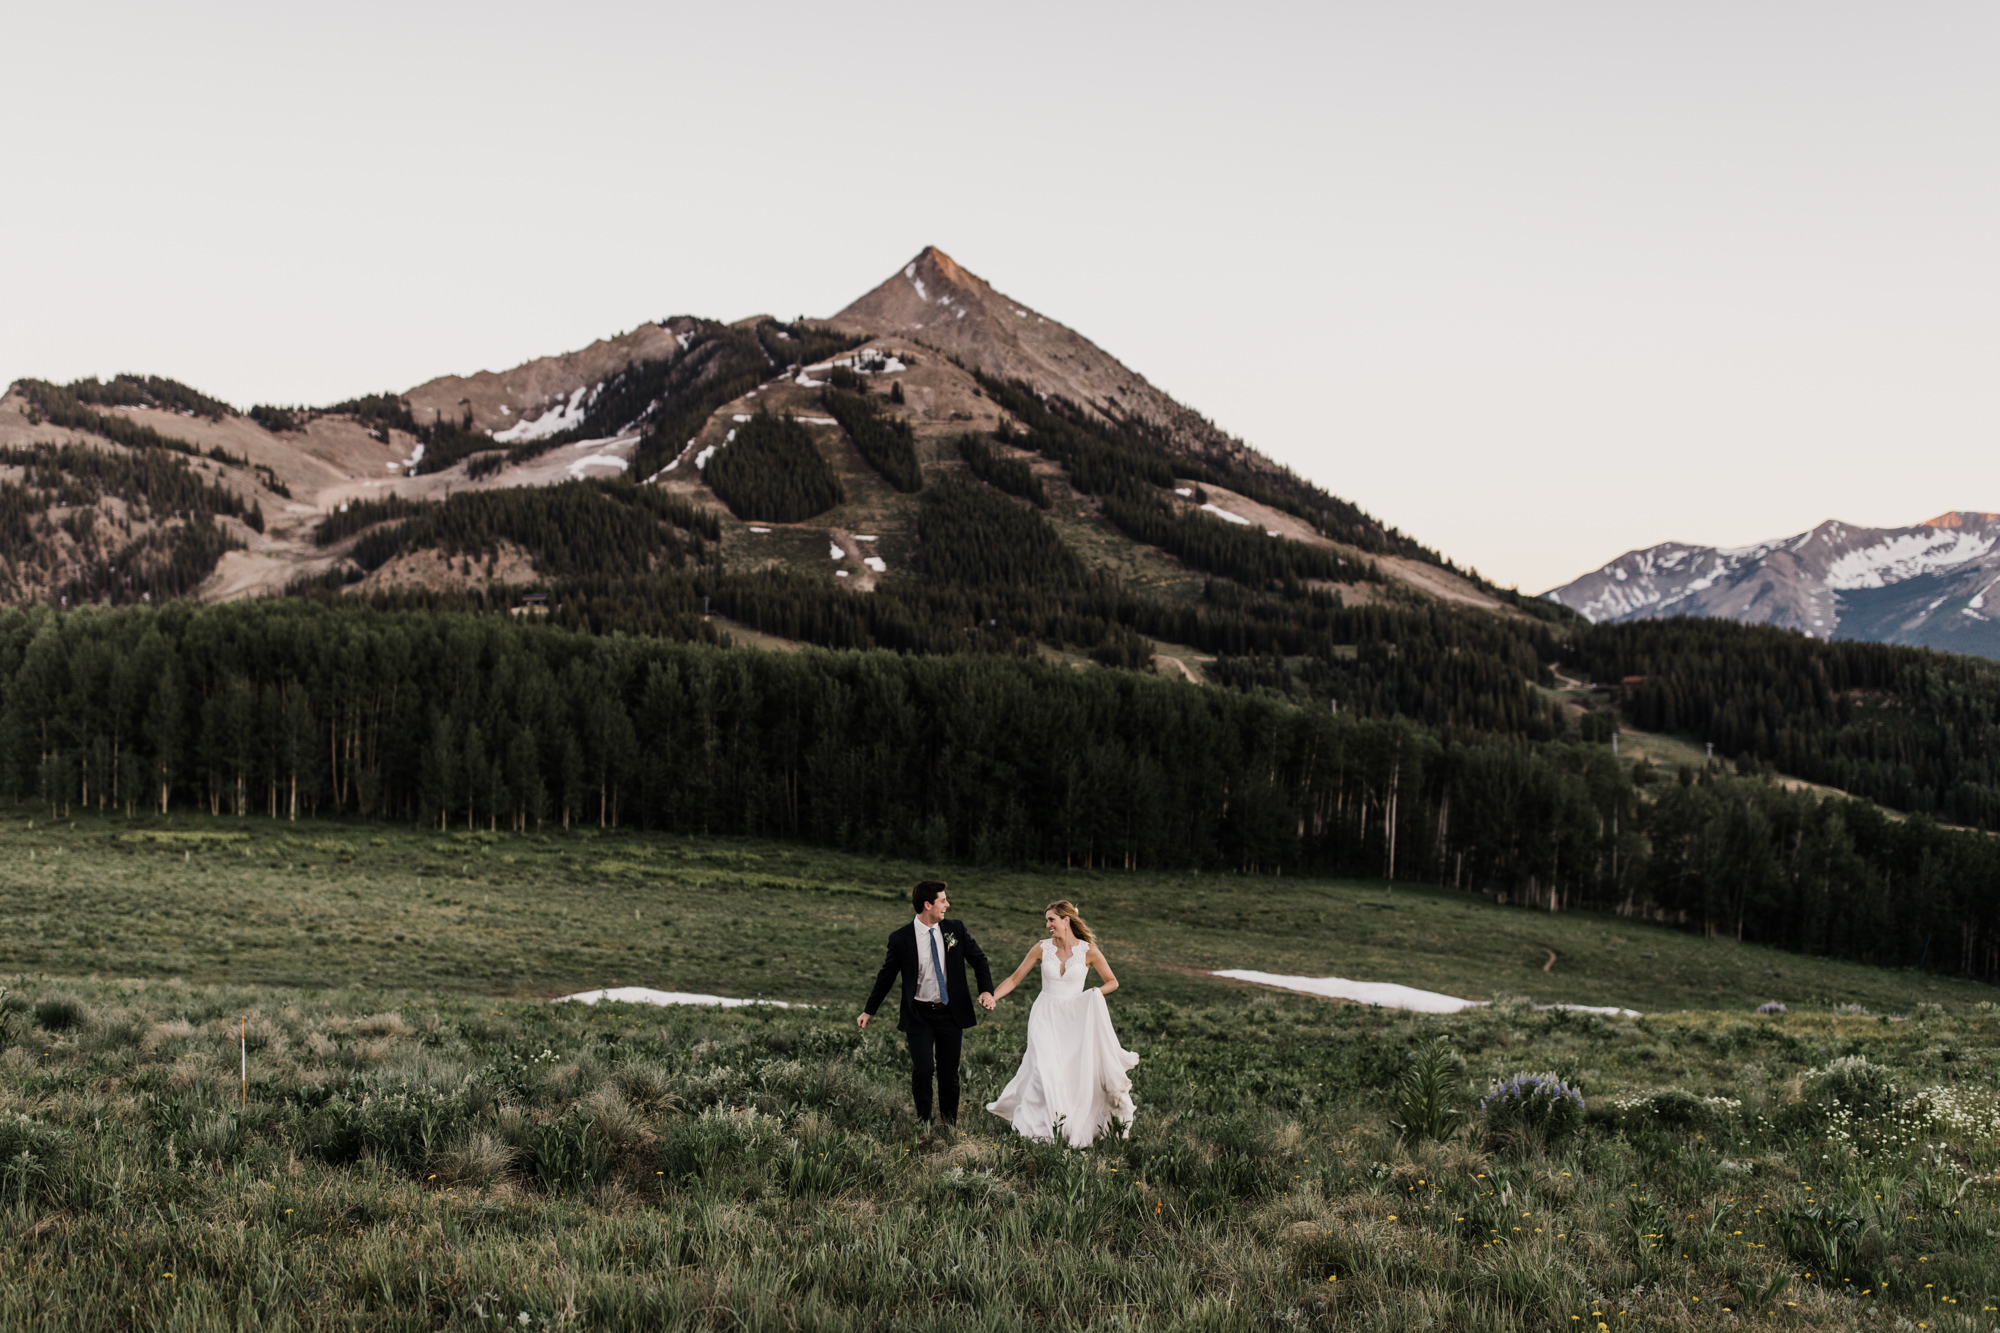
left=985, top=938, right=1138, bottom=1146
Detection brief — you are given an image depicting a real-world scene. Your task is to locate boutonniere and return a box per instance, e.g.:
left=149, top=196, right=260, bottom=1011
left=943, top=931, right=961, bottom=951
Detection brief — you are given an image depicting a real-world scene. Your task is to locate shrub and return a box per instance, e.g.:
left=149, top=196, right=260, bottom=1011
left=1480, top=1074, right=1585, bottom=1144
left=0, top=1114, right=70, bottom=1207
left=1806, top=1055, right=1897, bottom=1119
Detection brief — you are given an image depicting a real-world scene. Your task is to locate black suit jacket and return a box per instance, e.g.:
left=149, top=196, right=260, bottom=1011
left=864, top=918, right=995, bottom=1033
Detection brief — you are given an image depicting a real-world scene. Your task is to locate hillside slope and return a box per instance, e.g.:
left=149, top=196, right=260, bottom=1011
left=0, top=248, right=1469, bottom=615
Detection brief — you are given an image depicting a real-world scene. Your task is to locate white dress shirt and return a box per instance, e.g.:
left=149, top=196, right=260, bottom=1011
left=913, top=917, right=947, bottom=1003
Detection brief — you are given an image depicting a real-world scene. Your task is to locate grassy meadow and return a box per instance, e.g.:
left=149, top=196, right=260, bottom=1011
left=0, top=814, right=1996, bottom=1330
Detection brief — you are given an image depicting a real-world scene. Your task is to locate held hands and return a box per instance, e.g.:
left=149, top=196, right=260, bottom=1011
left=979, top=991, right=996, bottom=1011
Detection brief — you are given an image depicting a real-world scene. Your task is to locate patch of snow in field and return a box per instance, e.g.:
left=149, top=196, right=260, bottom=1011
left=555, top=987, right=793, bottom=1010
left=1825, top=529, right=1995, bottom=589
left=1200, top=503, right=1252, bottom=526
left=904, top=262, right=916, bottom=279
left=748, top=526, right=771, bottom=533
left=911, top=277, right=928, bottom=302
left=1213, top=970, right=1638, bottom=1017
left=402, top=444, right=425, bottom=474
left=863, top=556, right=886, bottom=572
left=795, top=416, right=838, bottom=425
left=1013, top=309, right=1028, bottom=318
left=568, top=455, right=628, bottom=479
left=1174, top=488, right=1193, bottom=497
left=835, top=570, right=849, bottom=578
left=1969, top=577, right=1997, bottom=610
left=733, top=414, right=753, bottom=422
left=676, top=331, right=694, bottom=350
left=384, top=462, right=401, bottom=472
left=795, top=372, right=825, bottom=387
left=854, top=534, right=878, bottom=542
left=829, top=544, right=845, bottom=560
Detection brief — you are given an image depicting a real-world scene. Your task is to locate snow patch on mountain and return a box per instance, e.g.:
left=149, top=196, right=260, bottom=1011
left=1823, top=529, right=1995, bottom=590
left=490, top=383, right=595, bottom=444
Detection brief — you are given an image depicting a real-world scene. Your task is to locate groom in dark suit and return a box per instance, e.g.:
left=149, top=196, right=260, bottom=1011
left=858, top=880, right=995, bottom=1127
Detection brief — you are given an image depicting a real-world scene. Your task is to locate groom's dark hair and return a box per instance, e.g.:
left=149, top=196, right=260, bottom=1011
left=911, top=880, right=948, bottom=914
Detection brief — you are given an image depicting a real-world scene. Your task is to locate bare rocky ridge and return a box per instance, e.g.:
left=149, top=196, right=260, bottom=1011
left=403, top=319, right=700, bottom=436
left=828, top=247, right=1289, bottom=483
left=1544, top=512, right=2000, bottom=657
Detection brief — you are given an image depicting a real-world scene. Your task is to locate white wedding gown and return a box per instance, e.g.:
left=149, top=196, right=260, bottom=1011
left=985, top=939, right=1139, bottom=1146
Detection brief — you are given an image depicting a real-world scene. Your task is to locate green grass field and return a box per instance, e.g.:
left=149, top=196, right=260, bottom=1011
left=1, top=815, right=1995, bottom=1330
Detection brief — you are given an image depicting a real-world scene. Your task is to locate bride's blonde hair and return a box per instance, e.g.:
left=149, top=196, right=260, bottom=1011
left=1044, top=900, right=1095, bottom=946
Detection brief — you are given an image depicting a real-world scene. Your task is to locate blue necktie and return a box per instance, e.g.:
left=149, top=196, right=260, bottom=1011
left=929, top=928, right=950, bottom=1006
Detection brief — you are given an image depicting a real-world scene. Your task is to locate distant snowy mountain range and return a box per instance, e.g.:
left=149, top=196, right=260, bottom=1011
left=1542, top=512, right=2000, bottom=658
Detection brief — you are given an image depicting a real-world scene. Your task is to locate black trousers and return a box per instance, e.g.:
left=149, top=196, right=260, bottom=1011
left=905, top=1005, right=964, bottom=1123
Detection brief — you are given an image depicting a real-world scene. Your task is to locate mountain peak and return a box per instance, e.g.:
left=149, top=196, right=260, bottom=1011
left=828, top=247, right=1258, bottom=474
left=915, top=245, right=974, bottom=287
left=1921, top=510, right=2000, bottom=529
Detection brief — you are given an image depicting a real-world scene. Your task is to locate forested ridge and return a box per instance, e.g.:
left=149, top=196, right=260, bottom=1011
left=977, top=374, right=1444, bottom=565
left=1, top=600, right=1994, bottom=982
left=1569, top=619, right=2000, bottom=831
left=302, top=481, right=719, bottom=584
left=0, top=441, right=261, bottom=605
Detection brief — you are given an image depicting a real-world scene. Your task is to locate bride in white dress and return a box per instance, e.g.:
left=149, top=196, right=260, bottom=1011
left=984, top=900, right=1138, bottom=1146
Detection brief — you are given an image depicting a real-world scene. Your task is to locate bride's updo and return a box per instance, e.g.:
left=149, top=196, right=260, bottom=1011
left=1044, top=900, right=1095, bottom=946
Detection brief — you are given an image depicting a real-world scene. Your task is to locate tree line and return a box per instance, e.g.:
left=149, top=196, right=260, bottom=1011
left=2, top=599, right=1994, bottom=982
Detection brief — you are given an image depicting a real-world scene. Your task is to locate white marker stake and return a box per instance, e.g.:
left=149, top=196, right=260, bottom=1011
left=240, top=1017, right=247, bottom=1107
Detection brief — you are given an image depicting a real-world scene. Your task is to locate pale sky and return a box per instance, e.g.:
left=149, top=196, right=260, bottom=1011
left=4, top=2, right=1995, bottom=593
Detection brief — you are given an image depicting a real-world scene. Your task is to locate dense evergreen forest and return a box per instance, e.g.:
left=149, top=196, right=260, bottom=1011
left=0, top=600, right=1993, bottom=982
left=305, top=482, right=718, bottom=583
left=701, top=412, right=844, bottom=523
left=819, top=378, right=922, bottom=492
left=915, top=475, right=1096, bottom=593
left=955, top=432, right=1049, bottom=508
left=1568, top=619, right=2000, bottom=831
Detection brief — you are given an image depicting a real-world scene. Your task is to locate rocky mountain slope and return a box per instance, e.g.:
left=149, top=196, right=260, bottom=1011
left=0, top=247, right=1495, bottom=618
left=1543, top=512, right=2000, bottom=657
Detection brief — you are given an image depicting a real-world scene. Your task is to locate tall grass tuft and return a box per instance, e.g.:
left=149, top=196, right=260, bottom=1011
left=31, top=993, right=89, bottom=1032
left=1391, top=1035, right=1465, bottom=1143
